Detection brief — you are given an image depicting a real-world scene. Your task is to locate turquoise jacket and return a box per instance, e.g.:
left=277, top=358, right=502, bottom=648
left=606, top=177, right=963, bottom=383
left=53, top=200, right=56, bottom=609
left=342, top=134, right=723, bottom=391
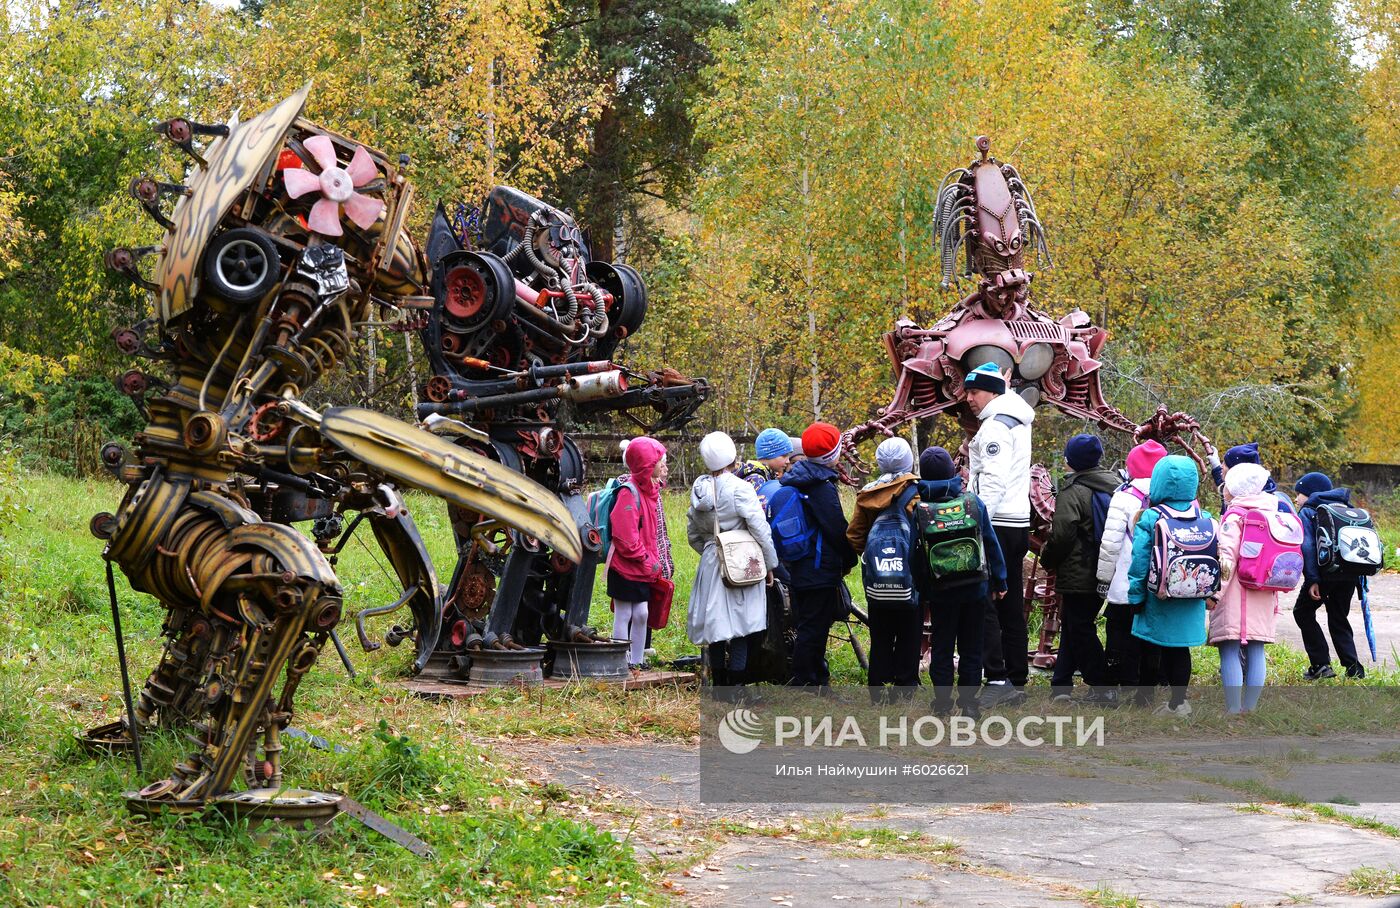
left=1127, top=455, right=1211, bottom=648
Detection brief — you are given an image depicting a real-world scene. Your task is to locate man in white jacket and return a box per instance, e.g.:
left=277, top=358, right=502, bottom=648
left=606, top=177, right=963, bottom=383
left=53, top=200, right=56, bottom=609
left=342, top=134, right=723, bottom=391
left=963, top=362, right=1035, bottom=701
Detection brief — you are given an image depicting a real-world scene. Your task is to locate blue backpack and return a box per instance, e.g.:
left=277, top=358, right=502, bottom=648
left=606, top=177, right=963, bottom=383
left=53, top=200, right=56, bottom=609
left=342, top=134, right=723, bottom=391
left=755, top=478, right=783, bottom=510
left=861, top=486, right=919, bottom=607
left=1089, top=489, right=1112, bottom=547
left=767, top=484, right=822, bottom=565
left=585, top=476, right=637, bottom=557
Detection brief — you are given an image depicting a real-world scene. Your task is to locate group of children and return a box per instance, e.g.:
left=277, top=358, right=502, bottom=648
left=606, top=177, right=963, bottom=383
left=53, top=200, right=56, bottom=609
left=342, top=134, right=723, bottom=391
left=1026, top=437, right=1377, bottom=715
left=598, top=393, right=1381, bottom=710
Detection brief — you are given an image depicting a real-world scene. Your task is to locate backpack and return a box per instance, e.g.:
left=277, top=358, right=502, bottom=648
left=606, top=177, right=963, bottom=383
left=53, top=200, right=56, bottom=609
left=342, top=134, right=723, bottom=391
left=916, top=493, right=987, bottom=588
left=1146, top=504, right=1221, bottom=599
left=767, top=484, right=822, bottom=565
left=1088, top=489, right=1113, bottom=548
left=586, top=476, right=637, bottom=557
left=861, top=487, right=919, bottom=607
left=1314, top=503, right=1384, bottom=577
left=1225, top=505, right=1304, bottom=592
left=755, top=478, right=783, bottom=511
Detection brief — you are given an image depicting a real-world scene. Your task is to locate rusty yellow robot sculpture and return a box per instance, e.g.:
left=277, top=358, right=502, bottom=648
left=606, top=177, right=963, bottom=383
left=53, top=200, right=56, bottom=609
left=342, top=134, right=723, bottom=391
left=91, top=85, right=580, bottom=815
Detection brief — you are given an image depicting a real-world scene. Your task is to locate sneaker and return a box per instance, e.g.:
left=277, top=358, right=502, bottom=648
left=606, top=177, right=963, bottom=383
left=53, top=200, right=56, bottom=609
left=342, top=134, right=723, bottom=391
left=1303, top=665, right=1336, bottom=681
left=1050, top=691, right=1073, bottom=704
left=980, top=677, right=1024, bottom=705
left=1344, top=665, right=1366, bottom=680
left=960, top=704, right=982, bottom=721
left=1152, top=700, right=1192, bottom=718
left=1083, top=688, right=1121, bottom=708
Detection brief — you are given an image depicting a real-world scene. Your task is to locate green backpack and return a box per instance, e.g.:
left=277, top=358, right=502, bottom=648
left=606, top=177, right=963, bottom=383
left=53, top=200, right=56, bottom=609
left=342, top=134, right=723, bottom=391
left=917, top=494, right=987, bottom=588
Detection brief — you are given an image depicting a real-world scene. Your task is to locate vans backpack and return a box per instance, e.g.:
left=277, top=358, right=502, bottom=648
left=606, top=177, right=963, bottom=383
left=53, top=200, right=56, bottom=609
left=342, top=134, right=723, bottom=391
left=586, top=476, right=637, bottom=557
left=767, top=484, right=821, bottom=565
left=1315, top=503, right=1384, bottom=576
left=1225, top=505, right=1304, bottom=592
left=916, top=494, right=987, bottom=587
left=1147, top=504, right=1221, bottom=599
left=861, top=487, right=919, bottom=607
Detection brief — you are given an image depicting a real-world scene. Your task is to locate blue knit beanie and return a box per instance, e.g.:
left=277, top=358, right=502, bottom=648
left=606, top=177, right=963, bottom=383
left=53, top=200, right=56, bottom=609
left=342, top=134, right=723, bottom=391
left=754, top=427, right=794, bottom=461
left=919, top=446, right=957, bottom=480
left=964, top=362, right=1007, bottom=395
left=1064, top=434, right=1103, bottom=471
left=1224, top=442, right=1261, bottom=469
left=1294, top=472, right=1333, bottom=498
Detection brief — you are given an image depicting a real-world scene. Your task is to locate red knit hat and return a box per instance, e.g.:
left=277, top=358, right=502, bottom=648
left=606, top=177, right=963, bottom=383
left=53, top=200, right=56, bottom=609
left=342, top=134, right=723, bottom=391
left=801, top=422, right=842, bottom=459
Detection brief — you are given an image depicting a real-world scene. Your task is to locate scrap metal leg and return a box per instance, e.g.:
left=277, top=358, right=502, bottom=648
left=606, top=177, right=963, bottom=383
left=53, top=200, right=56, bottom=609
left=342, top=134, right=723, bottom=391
left=563, top=548, right=602, bottom=630
left=483, top=546, right=533, bottom=643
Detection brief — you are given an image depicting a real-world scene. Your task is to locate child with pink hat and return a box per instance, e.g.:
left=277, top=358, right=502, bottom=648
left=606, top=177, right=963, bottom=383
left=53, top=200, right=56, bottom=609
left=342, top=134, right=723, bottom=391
left=1095, top=440, right=1168, bottom=696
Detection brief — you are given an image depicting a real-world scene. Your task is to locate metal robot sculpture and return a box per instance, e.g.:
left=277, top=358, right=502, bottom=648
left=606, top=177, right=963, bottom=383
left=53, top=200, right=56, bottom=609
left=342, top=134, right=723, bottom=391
left=408, top=188, right=709, bottom=682
left=849, top=135, right=1217, bottom=666
left=89, top=85, right=580, bottom=815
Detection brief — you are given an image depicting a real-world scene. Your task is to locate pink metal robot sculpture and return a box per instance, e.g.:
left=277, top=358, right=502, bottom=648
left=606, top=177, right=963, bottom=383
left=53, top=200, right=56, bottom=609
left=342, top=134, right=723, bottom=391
left=850, top=135, right=1217, bottom=666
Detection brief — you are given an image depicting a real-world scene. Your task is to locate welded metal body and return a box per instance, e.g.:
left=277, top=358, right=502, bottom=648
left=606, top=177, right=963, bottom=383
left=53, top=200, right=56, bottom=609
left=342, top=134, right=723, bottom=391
left=411, top=191, right=708, bottom=680
left=91, top=86, right=580, bottom=812
left=850, top=136, right=1218, bottom=666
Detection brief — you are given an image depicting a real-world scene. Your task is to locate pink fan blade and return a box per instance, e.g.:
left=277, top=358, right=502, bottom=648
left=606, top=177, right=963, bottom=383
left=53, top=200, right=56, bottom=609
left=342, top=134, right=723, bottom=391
left=303, top=134, right=340, bottom=173
left=307, top=198, right=344, bottom=236
left=282, top=167, right=322, bottom=199
left=343, top=192, right=385, bottom=230
left=346, top=145, right=378, bottom=187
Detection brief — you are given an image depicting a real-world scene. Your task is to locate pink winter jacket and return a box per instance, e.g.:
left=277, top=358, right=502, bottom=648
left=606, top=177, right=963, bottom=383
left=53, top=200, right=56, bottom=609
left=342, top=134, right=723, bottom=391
left=607, top=437, right=666, bottom=583
left=1209, top=491, right=1283, bottom=645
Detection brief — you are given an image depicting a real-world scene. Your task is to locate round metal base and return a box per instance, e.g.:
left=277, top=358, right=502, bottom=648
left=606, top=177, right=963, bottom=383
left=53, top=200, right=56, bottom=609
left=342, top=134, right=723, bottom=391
left=79, top=720, right=133, bottom=756
left=463, top=647, right=546, bottom=685
left=123, top=792, right=208, bottom=818
left=546, top=638, right=631, bottom=681
left=210, top=788, right=343, bottom=828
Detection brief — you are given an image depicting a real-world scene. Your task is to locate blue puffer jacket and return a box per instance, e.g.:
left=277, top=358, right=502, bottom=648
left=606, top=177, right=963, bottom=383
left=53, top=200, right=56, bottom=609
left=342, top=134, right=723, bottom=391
left=1127, top=455, right=1210, bottom=648
left=915, top=477, right=1007, bottom=602
left=1299, top=487, right=1353, bottom=584
left=778, top=459, right=856, bottom=590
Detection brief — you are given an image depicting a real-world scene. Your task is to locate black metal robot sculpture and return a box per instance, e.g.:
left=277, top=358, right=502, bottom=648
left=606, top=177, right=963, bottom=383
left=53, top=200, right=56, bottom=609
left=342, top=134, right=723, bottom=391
left=408, top=188, right=708, bottom=682
left=90, top=86, right=580, bottom=816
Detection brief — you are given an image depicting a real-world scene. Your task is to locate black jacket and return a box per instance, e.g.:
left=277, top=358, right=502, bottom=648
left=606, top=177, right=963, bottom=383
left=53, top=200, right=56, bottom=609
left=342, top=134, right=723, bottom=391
left=1040, top=467, right=1121, bottom=594
left=778, top=459, right=857, bottom=590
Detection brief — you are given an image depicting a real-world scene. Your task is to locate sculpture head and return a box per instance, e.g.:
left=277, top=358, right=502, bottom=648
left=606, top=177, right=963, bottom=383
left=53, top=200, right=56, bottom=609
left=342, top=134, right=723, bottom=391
left=933, top=136, right=1051, bottom=316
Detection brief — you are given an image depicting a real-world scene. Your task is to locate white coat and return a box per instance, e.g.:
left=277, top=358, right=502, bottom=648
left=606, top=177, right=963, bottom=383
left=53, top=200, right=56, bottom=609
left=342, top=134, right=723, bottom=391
left=685, top=472, right=778, bottom=646
left=968, top=391, right=1035, bottom=528
left=1098, top=477, right=1151, bottom=603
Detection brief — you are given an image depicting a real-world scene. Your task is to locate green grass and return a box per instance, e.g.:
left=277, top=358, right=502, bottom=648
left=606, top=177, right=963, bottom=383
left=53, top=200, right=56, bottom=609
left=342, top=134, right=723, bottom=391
left=1080, top=884, right=1141, bottom=907
left=0, top=474, right=671, bottom=906
left=1337, top=865, right=1400, bottom=896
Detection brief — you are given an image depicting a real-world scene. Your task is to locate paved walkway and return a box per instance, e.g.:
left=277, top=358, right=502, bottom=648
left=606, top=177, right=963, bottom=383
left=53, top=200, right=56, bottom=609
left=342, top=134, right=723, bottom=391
left=496, top=575, right=1400, bottom=907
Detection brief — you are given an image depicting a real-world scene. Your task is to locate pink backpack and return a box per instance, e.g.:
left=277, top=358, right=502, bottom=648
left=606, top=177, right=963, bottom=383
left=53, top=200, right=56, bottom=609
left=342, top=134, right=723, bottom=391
left=1226, top=505, right=1304, bottom=592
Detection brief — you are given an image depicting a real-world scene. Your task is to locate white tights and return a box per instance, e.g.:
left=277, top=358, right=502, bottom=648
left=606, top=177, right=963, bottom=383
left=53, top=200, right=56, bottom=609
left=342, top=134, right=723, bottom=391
left=612, top=600, right=649, bottom=666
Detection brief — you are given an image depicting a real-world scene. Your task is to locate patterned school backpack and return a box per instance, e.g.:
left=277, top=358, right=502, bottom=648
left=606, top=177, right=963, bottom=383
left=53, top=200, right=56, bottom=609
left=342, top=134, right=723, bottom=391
left=1225, top=505, right=1304, bottom=593
left=1315, top=503, right=1384, bottom=577
left=1147, top=504, right=1221, bottom=599
left=1232, top=503, right=1304, bottom=596
left=916, top=494, right=987, bottom=588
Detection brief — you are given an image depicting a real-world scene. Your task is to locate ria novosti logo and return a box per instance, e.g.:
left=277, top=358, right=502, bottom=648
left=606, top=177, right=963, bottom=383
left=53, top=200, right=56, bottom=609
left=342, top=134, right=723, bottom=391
left=717, top=708, right=764, bottom=754
left=714, top=708, right=1106, bottom=752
